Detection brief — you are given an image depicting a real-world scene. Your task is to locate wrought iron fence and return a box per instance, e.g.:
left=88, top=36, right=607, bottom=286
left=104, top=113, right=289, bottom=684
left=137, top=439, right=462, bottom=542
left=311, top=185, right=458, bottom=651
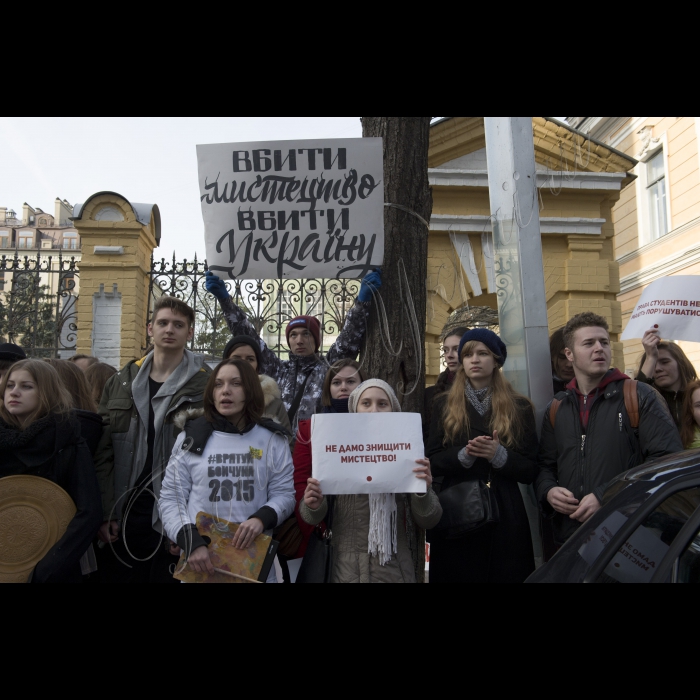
left=0, top=252, right=79, bottom=358
left=147, top=254, right=361, bottom=360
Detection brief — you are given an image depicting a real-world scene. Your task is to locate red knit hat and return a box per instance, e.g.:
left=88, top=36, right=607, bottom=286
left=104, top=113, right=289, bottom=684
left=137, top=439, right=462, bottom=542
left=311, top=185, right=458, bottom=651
left=286, top=316, right=321, bottom=352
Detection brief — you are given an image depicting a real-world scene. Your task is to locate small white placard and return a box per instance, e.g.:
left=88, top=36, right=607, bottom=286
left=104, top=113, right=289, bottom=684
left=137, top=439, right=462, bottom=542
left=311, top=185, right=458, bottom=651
left=311, top=413, right=426, bottom=496
left=621, top=276, right=700, bottom=343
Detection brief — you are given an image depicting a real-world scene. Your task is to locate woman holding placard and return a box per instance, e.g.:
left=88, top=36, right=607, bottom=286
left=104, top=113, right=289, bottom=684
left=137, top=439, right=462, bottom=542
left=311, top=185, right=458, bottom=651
left=159, top=359, right=296, bottom=583
left=426, top=330, right=539, bottom=584
left=293, top=359, right=366, bottom=558
left=681, top=380, right=700, bottom=450
left=638, top=327, right=698, bottom=428
left=301, top=379, right=442, bottom=584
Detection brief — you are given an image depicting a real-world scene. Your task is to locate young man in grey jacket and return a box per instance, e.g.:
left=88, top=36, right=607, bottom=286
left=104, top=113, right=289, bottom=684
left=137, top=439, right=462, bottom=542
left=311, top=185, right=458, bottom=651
left=94, top=296, right=210, bottom=583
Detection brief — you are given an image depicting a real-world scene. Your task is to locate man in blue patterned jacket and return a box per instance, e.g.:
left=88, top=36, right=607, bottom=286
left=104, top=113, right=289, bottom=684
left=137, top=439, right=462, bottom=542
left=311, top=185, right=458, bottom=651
left=206, top=270, right=381, bottom=435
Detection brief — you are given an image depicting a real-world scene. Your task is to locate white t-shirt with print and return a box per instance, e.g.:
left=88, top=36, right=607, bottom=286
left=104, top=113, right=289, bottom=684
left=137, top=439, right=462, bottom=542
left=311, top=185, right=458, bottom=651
left=159, top=425, right=296, bottom=582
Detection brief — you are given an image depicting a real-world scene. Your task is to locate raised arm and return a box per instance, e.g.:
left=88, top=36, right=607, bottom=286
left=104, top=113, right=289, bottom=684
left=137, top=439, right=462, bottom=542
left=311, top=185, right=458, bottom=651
left=325, top=270, right=381, bottom=364
left=638, top=327, right=661, bottom=382
left=206, top=272, right=282, bottom=379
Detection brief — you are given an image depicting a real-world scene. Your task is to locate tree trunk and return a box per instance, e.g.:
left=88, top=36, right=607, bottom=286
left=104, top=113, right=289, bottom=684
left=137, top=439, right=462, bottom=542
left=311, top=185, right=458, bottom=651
left=361, top=117, right=433, bottom=414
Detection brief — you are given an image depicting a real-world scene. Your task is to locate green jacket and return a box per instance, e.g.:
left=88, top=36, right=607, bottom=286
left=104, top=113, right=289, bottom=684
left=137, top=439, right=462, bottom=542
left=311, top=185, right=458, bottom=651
left=691, top=428, right=700, bottom=451
left=94, top=351, right=210, bottom=524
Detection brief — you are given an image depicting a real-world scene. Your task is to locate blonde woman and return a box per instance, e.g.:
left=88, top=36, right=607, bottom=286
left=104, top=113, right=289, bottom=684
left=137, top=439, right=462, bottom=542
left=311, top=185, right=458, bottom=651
left=301, top=379, right=442, bottom=584
left=427, top=330, right=539, bottom=584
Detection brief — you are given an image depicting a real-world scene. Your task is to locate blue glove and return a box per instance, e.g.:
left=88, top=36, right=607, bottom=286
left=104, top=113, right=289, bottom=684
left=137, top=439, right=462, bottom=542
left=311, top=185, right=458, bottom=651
left=205, top=271, right=230, bottom=302
left=358, top=269, right=382, bottom=303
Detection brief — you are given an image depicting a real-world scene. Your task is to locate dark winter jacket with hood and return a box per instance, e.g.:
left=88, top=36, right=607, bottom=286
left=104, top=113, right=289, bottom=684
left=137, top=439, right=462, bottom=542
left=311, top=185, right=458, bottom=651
left=536, top=369, right=684, bottom=544
left=0, top=414, right=102, bottom=583
left=220, top=297, right=370, bottom=435
left=637, top=370, right=685, bottom=428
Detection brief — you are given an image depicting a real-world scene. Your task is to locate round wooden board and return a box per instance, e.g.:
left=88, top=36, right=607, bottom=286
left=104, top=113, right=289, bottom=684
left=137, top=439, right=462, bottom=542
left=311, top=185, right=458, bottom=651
left=0, top=476, right=76, bottom=583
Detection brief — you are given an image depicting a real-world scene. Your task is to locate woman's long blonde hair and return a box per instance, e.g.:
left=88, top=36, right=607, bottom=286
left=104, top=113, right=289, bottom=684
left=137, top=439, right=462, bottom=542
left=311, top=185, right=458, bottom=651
left=442, top=341, right=533, bottom=447
left=0, top=360, right=73, bottom=430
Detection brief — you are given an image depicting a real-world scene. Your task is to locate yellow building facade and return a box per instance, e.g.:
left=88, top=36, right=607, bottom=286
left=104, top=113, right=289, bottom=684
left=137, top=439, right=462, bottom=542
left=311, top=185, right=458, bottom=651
left=568, top=117, right=700, bottom=375
left=426, top=117, right=637, bottom=385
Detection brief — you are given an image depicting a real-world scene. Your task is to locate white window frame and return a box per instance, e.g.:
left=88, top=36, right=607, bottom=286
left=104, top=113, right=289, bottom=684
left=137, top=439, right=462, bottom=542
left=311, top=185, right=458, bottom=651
left=63, top=233, right=78, bottom=250
left=635, top=133, right=672, bottom=247
left=18, top=231, right=34, bottom=249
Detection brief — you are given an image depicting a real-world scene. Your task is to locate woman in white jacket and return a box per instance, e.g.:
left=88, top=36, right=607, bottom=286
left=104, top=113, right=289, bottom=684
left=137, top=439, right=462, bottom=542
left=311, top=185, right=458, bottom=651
left=159, top=359, right=296, bottom=582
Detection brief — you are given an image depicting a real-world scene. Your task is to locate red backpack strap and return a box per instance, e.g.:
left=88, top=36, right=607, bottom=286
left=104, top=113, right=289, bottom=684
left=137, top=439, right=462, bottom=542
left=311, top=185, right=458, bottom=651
left=624, top=380, right=640, bottom=429
left=549, top=399, right=562, bottom=429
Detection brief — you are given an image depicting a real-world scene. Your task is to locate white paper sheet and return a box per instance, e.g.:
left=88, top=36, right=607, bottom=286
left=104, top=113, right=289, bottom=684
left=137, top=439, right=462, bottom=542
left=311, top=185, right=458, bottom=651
left=621, top=276, right=700, bottom=342
left=311, top=413, right=426, bottom=495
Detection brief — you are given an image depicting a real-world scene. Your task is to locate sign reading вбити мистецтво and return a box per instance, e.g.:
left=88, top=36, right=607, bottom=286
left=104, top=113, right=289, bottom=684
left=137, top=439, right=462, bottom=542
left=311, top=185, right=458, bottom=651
left=197, top=138, right=384, bottom=280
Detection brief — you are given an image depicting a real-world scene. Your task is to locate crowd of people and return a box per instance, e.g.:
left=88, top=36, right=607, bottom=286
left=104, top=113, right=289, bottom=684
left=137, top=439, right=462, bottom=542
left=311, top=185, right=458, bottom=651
left=1, top=268, right=699, bottom=584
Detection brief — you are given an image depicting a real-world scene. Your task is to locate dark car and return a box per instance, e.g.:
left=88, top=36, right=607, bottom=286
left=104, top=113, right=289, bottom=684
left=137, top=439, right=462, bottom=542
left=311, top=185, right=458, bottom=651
left=528, top=450, right=700, bottom=584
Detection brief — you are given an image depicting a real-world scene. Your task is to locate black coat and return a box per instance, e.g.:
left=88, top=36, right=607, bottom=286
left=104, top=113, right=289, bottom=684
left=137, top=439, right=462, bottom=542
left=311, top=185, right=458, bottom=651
left=422, top=371, right=455, bottom=445
left=426, top=395, right=539, bottom=584
left=0, top=414, right=103, bottom=583
left=536, top=378, right=684, bottom=545
left=75, top=409, right=103, bottom=457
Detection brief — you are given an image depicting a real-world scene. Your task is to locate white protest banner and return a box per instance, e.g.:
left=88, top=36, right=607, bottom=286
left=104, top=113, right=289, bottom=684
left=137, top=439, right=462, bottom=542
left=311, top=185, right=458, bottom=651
left=197, top=138, right=384, bottom=280
left=311, top=413, right=426, bottom=496
left=621, top=276, right=700, bottom=342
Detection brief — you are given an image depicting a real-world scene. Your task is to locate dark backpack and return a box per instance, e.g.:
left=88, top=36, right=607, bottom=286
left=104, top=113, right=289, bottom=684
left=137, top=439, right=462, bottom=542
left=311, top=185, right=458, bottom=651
left=550, top=379, right=640, bottom=429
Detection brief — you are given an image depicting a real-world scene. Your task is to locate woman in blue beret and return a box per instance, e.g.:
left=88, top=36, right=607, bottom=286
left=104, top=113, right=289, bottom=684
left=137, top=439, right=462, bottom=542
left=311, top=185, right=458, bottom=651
left=426, top=329, right=539, bottom=584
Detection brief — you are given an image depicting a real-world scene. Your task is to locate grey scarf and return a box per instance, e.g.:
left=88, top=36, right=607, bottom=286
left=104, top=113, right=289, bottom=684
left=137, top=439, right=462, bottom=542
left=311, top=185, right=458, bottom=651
left=465, top=383, right=492, bottom=417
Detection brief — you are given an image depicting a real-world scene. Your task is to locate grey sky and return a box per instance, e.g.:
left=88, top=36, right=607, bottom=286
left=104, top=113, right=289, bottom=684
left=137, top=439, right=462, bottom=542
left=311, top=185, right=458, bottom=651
left=0, top=117, right=363, bottom=259
left=1, top=117, right=567, bottom=261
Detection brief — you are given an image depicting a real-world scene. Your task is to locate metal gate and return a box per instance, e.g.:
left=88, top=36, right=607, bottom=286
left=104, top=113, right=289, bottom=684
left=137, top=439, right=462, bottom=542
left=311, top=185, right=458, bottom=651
left=147, top=254, right=360, bottom=360
left=0, top=252, right=79, bottom=358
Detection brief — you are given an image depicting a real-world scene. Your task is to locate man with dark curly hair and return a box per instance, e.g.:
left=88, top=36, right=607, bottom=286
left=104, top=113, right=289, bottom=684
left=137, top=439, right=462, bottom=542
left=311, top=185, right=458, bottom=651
left=536, top=312, right=683, bottom=545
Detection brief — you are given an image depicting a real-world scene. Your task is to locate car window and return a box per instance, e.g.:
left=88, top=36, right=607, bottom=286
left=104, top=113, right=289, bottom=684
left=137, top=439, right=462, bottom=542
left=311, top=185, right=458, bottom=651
left=678, top=527, right=700, bottom=584
left=594, top=488, right=700, bottom=584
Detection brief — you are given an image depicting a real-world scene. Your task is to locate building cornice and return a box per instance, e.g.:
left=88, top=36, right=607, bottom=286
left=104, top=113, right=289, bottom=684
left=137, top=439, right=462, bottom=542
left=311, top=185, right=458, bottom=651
left=618, top=215, right=700, bottom=294
left=431, top=214, right=607, bottom=235
left=620, top=244, right=700, bottom=294
left=429, top=169, right=629, bottom=191
left=617, top=215, right=700, bottom=265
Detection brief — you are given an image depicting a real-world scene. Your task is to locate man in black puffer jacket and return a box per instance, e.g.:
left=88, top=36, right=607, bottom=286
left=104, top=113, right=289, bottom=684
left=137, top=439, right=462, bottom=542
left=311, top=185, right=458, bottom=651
left=536, top=313, right=683, bottom=545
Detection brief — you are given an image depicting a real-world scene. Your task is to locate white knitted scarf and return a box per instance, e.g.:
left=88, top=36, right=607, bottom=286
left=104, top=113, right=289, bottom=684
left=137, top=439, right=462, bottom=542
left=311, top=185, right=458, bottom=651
left=347, top=379, right=402, bottom=567
left=368, top=493, right=398, bottom=566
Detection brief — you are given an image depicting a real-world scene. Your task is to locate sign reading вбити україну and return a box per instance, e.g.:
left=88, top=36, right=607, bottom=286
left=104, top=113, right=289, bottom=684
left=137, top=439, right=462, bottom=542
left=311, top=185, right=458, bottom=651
left=621, top=276, right=700, bottom=343
left=197, top=138, right=384, bottom=280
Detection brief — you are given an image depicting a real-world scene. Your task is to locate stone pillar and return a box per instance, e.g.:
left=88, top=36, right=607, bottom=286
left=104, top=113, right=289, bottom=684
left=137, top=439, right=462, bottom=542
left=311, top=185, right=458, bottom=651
left=73, top=193, right=160, bottom=366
